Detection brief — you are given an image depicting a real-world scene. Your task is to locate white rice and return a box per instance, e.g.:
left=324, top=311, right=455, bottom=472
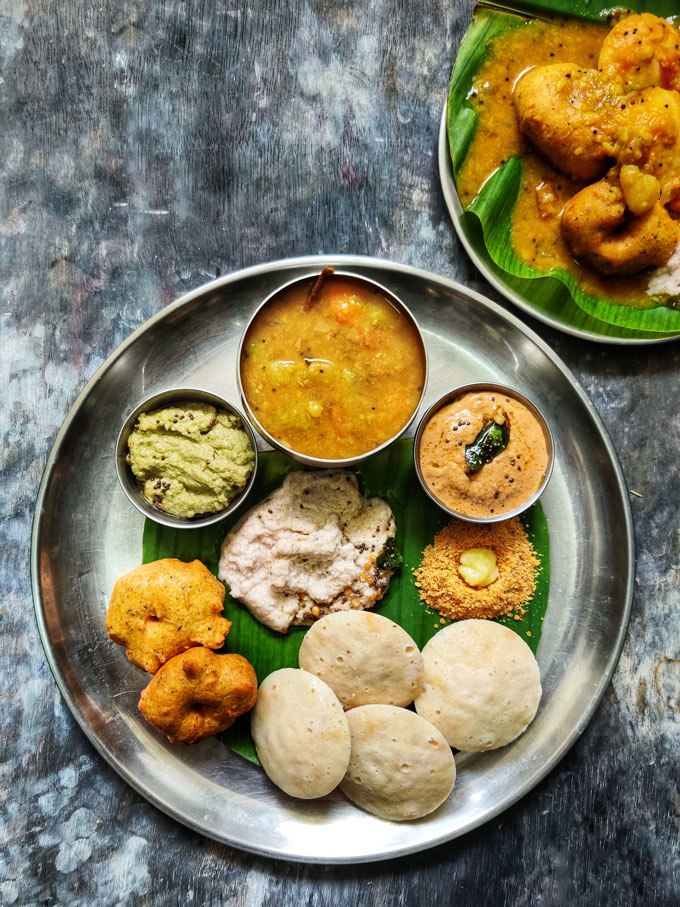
left=647, top=242, right=680, bottom=298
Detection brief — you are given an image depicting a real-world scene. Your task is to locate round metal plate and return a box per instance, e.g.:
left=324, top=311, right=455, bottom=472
left=438, top=107, right=680, bottom=345
left=32, top=255, right=634, bottom=862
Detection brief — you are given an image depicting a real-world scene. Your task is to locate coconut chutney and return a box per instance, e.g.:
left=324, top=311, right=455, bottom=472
left=127, top=402, right=255, bottom=518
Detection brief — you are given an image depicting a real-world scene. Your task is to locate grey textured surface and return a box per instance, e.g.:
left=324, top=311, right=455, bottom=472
left=2, top=1, right=678, bottom=905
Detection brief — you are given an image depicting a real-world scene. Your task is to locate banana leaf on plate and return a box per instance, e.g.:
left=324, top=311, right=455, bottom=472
left=142, top=442, right=551, bottom=763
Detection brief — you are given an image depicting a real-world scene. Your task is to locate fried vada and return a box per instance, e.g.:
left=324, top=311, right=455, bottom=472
left=599, top=13, right=680, bottom=93
left=106, top=558, right=231, bottom=673
left=138, top=647, right=257, bottom=744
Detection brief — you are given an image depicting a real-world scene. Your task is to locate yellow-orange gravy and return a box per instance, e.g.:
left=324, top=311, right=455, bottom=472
left=240, top=275, right=426, bottom=459
left=458, top=17, right=655, bottom=307
left=418, top=391, right=548, bottom=519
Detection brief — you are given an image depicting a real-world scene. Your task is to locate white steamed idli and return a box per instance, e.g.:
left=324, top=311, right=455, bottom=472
left=340, top=704, right=456, bottom=821
left=251, top=668, right=351, bottom=799
left=298, top=611, right=424, bottom=709
left=414, top=619, right=541, bottom=751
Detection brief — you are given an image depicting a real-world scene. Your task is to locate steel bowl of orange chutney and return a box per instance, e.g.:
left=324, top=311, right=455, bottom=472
left=237, top=269, right=428, bottom=466
left=414, top=383, right=554, bottom=523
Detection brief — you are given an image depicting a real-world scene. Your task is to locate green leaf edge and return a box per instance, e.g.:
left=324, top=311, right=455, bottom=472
left=446, top=3, right=680, bottom=337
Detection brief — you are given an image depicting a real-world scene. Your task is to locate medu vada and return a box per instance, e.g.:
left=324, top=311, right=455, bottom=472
left=138, top=647, right=257, bottom=744
left=106, top=558, right=231, bottom=673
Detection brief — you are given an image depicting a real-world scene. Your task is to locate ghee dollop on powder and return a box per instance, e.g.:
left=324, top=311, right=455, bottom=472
left=128, top=402, right=255, bottom=519
left=414, top=517, right=539, bottom=621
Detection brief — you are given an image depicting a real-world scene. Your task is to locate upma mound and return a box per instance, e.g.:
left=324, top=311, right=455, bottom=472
left=414, top=517, right=539, bottom=621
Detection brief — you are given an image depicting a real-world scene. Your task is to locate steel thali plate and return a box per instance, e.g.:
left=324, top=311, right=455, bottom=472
left=31, top=255, right=634, bottom=862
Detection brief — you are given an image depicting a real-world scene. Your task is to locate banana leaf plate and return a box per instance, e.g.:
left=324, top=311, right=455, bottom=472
left=32, top=256, right=633, bottom=862
left=441, top=0, right=680, bottom=344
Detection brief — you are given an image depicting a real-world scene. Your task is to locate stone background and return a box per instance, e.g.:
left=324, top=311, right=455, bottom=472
left=2, top=1, right=678, bottom=904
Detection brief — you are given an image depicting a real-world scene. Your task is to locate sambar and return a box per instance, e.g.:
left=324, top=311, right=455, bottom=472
left=239, top=272, right=427, bottom=461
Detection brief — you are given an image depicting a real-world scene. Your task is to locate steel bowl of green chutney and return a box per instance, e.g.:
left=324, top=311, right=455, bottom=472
left=116, top=387, right=258, bottom=528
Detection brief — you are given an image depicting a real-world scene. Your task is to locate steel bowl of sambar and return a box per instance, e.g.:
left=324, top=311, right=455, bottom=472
left=237, top=268, right=428, bottom=467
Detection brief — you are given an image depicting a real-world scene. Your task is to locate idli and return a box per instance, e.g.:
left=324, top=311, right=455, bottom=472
left=298, top=611, right=424, bottom=709
left=251, top=668, right=350, bottom=799
left=340, top=704, right=456, bottom=821
left=414, top=619, right=541, bottom=751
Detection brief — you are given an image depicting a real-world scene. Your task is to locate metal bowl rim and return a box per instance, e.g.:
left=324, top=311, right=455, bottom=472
left=413, top=382, right=555, bottom=524
left=115, top=385, right=259, bottom=528
left=235, top=268, right=429, bottom=467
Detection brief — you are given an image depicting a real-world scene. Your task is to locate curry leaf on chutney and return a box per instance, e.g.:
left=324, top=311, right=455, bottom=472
left=465, top=419, right=510, bottom=473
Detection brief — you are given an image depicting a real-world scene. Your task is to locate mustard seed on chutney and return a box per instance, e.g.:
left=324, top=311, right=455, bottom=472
left=239, top=272, right=426, bottom=460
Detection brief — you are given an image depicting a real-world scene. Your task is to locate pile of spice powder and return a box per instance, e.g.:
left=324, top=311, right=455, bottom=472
left=414, top=517, right=539, bottom=620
